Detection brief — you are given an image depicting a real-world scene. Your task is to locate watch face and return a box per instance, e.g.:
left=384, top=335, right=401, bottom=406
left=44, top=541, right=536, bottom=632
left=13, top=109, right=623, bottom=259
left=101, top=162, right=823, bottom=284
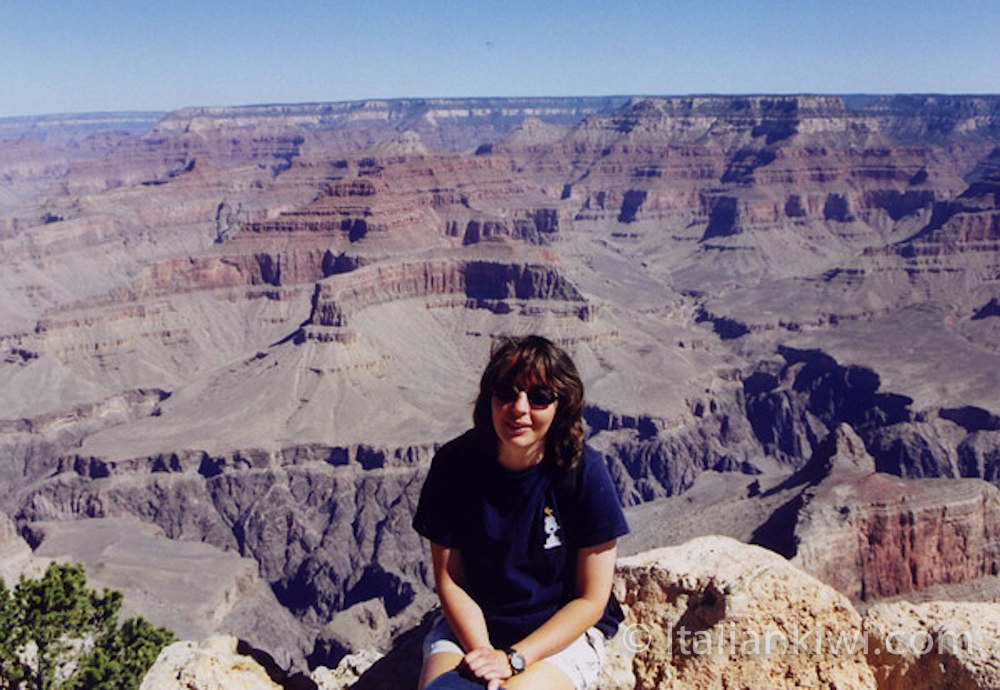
left=508, top=650, right=526, bottom=673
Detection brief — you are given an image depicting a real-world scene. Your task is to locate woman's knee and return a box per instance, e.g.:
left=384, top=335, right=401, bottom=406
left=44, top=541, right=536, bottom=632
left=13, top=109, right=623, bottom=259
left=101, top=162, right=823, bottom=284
left=422, top=668, right=485, bottom=690
left=418, top=652, right=464, bottom=690
left=503, top=661, right=575, bottom=690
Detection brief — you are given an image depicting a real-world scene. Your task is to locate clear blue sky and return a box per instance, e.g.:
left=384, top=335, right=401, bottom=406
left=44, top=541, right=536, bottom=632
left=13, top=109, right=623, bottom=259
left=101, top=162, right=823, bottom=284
left=2, top=0, right=998, bottom=118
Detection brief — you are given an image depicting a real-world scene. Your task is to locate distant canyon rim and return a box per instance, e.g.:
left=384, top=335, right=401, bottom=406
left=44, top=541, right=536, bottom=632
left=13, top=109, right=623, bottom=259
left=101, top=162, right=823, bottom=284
left=1, top=94, right=998, bottom=672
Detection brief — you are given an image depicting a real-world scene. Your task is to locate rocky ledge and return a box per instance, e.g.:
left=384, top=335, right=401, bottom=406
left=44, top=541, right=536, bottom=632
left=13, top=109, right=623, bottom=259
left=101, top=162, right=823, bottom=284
left=137, top=536, right=1000, bottom=690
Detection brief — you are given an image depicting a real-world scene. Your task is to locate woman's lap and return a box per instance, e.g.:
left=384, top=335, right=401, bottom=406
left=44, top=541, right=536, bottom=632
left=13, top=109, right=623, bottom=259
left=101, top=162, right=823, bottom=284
left=421, top=615, right=605, bottom=690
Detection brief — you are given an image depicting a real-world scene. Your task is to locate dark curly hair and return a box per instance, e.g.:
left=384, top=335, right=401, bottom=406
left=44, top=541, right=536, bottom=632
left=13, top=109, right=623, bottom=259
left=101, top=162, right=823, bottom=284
left=472, top=335, right=585, bottom=470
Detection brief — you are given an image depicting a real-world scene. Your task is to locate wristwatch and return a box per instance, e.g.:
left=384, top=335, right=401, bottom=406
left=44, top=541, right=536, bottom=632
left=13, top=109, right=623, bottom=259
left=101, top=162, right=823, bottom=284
left=504, top=648, right=526, bottom=675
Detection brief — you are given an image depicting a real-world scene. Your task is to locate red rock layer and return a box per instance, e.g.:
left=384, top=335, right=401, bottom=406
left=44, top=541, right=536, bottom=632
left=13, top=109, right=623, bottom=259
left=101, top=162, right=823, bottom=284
left=798, top=472, right=1000, bottom=600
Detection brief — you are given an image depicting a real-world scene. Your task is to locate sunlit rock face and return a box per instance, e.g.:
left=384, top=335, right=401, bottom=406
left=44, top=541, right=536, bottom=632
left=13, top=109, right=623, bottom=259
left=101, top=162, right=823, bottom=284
left=865, top=600, right=1000, bottom=690
left=140, top=636, right=282, bottom=690
left=2, top=95, right=1000, bottom=670
left=615, top=536, right=876, bottom=690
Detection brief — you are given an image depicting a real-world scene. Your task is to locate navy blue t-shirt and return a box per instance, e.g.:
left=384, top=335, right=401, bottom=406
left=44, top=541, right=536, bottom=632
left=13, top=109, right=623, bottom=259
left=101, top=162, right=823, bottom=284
left=412, top=429, right=630, bottom=649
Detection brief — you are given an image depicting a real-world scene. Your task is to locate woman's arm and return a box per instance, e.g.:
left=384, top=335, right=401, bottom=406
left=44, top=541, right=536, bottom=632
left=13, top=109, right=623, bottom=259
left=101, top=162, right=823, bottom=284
left=430, top=541, right=492, bottom=653
left=432, top=542, right=517, bottom=687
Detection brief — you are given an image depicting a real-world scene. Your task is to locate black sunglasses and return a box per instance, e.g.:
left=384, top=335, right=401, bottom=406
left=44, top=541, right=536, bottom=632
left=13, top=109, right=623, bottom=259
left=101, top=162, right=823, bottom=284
left=492, top=384, right=558, bottom=408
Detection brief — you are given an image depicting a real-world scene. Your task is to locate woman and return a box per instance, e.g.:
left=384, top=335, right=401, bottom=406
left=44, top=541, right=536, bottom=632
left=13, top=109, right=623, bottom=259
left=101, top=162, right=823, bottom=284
left=413, top=335, right=629, bottom=690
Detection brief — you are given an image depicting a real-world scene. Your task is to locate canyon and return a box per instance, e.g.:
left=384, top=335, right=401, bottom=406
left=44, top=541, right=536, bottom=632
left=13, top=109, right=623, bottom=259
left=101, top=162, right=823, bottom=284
left=1, top=95, right=999, bottom=683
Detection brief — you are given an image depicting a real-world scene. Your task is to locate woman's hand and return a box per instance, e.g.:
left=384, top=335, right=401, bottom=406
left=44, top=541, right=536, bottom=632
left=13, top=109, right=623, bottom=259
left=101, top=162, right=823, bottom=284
left=461, top=646, right=512, bottom=689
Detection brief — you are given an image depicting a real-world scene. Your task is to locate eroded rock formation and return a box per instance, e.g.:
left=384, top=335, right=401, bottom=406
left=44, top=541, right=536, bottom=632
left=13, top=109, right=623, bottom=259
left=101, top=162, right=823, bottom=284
left=865, top=600, right=1000, bottom=690
left=616, top=536, right=876, bottom=689
left=140, top=636, right=282, bottom=690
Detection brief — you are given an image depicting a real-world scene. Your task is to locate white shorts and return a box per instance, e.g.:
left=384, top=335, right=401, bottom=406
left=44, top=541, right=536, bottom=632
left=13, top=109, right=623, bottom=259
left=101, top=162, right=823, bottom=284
left=422, top=614, right=606, bottom=690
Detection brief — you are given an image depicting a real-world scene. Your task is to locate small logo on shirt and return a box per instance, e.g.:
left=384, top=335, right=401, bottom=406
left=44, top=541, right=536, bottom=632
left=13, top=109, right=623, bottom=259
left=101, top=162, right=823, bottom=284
left=543, top=506, right=562, bottom=549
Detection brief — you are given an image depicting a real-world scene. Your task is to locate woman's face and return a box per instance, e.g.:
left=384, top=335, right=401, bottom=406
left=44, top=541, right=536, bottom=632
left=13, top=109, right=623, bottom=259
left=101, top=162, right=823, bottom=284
left=490, top=378, right=558, bottom=465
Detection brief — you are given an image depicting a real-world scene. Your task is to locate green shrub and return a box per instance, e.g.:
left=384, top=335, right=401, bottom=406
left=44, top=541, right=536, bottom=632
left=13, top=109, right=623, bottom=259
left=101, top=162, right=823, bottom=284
left=0, top=562, right=175, bottom=690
